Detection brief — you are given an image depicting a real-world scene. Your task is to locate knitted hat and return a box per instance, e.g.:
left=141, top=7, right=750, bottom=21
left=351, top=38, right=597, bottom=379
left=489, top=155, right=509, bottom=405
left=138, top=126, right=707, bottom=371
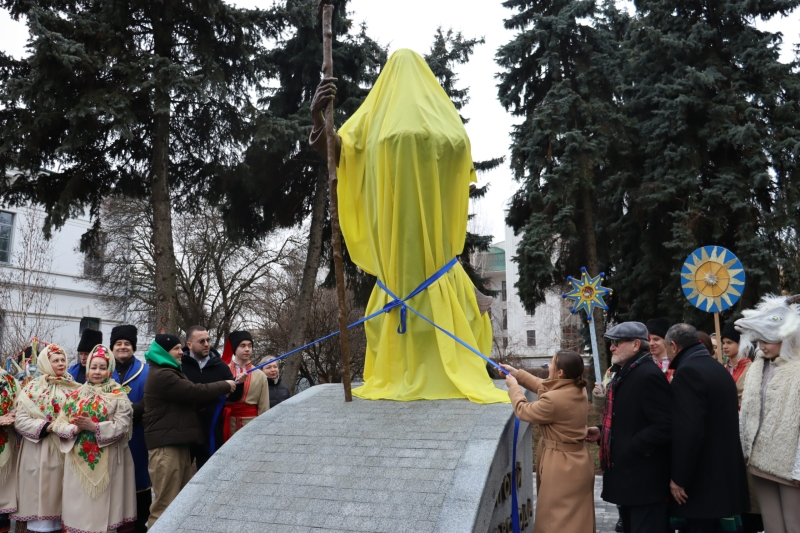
left=154, top=334, right=182, bottom=353
left=222, top=330, right=254, bottom=364
left=646, top=317, right=670, bottom=340
left=721, top=322, right=741, bottom=344
left=110, top=325, right=138, bottom=351
left=77, top=328, right=103, bottom=353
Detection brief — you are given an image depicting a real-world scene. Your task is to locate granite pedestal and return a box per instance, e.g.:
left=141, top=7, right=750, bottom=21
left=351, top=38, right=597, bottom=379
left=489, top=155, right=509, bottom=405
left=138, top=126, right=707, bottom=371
left=149, top=381, right=533, bottom=533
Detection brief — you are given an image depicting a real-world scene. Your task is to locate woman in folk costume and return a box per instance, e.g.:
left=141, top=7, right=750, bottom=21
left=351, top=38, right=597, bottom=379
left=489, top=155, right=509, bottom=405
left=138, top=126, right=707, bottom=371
left=12, top=344, right=80, bottom=533
left=735, top=295, right=800, bottom=533
left=0, top=367, right=20, bottom=533
left=502, top=351, right=595, bottom=533
left=309, top=49, right=507, bottom=403
left=53, top=345, right=136, bottom=533
left=220, top=331, right=268, bottom=441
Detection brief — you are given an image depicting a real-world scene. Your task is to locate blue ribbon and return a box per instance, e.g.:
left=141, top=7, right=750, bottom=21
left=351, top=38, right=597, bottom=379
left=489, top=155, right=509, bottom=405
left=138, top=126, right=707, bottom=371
left=208, top=395, right=227, bottom=455
left=207, top=257, right=512, bottom=453
left=377, top=256, right=458, bottom=334
left=511, top=417, right=521, bottom=533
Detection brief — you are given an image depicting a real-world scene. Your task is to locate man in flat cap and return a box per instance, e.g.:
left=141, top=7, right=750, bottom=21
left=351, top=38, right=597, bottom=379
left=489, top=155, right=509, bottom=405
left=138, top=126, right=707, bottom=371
left=587, top=322, right=672, bottom=533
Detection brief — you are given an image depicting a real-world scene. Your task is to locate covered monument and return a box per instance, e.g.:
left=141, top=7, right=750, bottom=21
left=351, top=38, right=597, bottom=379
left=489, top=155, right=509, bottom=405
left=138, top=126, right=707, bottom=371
left=337, top=49, right=507, bottom=404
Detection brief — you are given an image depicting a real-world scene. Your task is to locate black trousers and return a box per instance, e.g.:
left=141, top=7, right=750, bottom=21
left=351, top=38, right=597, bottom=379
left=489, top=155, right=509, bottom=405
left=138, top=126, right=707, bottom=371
left=620, top=502, right=669, bottom=533
left=136, top=489, right=152, bottom=532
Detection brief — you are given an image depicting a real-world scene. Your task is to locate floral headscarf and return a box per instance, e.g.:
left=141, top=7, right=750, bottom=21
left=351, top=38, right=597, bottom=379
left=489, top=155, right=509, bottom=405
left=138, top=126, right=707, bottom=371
left=53, top=344, right=131, bottom=499
left=0, top=367, right=19, bottom=482
left=17, top=344, right=80, bottom=423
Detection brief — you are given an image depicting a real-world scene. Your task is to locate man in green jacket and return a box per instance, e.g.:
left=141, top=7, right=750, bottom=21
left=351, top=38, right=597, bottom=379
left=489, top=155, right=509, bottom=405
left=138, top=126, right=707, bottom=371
left=142, top=334, right=236, bottom=528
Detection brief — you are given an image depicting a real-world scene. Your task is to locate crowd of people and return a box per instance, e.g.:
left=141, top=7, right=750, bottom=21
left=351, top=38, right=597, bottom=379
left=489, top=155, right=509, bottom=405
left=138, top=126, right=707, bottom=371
left=0, top=324, right=290, bottom=533
left=504, top=293, right=800, bottom=533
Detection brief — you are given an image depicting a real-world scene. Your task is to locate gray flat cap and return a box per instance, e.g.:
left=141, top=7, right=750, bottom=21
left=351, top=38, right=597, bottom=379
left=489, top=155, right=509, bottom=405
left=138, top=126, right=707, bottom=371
left=604, top=321, right=649, bottom=342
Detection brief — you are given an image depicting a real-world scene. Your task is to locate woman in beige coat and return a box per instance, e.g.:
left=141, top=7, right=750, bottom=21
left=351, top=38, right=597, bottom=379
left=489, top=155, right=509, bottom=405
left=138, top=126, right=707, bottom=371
left=12, top=344, right=80, bottom=533
left=53, top=345, right=137, bottom=533
left=503, top=350, right=595, bottom=533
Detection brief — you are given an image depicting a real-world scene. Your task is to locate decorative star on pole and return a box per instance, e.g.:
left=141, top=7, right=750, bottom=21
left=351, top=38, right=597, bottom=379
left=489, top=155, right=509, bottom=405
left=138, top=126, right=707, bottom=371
left=562, top=267, right=612, bottom=320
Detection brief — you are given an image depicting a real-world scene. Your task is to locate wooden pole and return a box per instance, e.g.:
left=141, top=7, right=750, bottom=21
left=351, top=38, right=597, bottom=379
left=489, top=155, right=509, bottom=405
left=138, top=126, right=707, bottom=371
left=713, top=311, right=723, bottom=363
left=321, top=0, right=353, bottom=402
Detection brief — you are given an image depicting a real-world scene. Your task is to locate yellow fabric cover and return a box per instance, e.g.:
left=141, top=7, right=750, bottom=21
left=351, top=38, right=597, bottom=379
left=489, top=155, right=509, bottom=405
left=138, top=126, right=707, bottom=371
left=337, top=49, right=508, bottom=404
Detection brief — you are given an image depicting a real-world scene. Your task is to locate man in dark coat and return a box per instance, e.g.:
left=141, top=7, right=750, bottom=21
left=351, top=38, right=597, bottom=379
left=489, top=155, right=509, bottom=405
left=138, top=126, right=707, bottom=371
left=666, top=323, right=749, bottom=531
left=587, top=321, right=672, bottom=533
left=181, top=325, right=244, bottom=468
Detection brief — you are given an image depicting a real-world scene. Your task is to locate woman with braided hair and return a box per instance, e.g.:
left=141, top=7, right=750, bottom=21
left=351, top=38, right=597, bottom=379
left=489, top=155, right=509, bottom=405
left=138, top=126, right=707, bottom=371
left=0, top=366, right=20, bottom=533
left=12, top=344, right=79, bottom=533
left=53, top=344, right=137, bottom=533
left=502, top=351, right=595, bottom=533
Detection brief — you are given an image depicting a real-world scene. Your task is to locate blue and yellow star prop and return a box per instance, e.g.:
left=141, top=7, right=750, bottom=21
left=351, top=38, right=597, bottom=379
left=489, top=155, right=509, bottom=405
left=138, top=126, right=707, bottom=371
left=681, top=246, right=745, bottom=313
left=562, top=268, right=613, bottom=319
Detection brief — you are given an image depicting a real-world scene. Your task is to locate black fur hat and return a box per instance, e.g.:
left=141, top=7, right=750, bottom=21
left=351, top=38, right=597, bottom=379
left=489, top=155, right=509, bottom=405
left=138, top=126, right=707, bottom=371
left=110, top=325, right=138, bottom=352
left=77, top=328, right=103, bottom=353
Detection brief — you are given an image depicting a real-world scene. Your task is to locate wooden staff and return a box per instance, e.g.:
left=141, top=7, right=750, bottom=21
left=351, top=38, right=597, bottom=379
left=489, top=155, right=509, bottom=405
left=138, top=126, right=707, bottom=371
left=320, top=0, right=352, bottom=401
left=713, top=311, right=723, bottom=363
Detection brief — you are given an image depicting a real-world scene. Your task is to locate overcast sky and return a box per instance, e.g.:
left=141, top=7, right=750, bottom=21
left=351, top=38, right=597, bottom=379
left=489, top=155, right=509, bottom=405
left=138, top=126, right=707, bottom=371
left=1, top=1, right=798, bottom=242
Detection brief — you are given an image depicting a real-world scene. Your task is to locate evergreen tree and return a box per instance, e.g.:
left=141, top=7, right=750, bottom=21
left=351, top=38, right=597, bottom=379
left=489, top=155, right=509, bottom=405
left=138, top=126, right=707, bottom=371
left=0, top=0, right=280, bottom=332
left=424, top=28, right=505, bottom=294
left=496, top=0, right=629, bottom=368
left=229, top=0, right=385, bottom=392
left=613, top=0, right=800, bottom=327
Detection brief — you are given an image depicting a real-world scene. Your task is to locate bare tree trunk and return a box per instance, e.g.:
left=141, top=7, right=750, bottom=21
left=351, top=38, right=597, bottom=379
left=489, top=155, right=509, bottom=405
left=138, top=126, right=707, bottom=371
left=150, top=15, right=178, bottom=334
left=281, top=167, right=327, bottom=393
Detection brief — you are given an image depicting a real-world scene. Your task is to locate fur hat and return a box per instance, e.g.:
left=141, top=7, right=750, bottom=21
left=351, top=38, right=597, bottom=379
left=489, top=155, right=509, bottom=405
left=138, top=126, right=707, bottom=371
left=646, top=317, right=670, bottom=339
left=110, top=325, right=138, bottom=352
left=77, top=328, right=103, bottom=353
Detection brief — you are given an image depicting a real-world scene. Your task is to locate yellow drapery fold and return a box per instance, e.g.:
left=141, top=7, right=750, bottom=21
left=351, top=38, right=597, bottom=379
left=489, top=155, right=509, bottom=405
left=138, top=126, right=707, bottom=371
left=337, top=49, right=508, bottom=404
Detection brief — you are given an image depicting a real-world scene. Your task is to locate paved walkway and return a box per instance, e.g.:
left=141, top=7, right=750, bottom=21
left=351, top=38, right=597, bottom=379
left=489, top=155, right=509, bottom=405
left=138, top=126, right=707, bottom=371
left=11, top=477, right=620, bottom=532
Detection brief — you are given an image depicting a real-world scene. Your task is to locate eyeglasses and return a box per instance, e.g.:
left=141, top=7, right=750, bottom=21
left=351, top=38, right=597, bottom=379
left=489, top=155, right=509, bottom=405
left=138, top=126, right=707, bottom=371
left=610, top=339, right=633, bottom=347
left=194, top=338, right=211, bottom=345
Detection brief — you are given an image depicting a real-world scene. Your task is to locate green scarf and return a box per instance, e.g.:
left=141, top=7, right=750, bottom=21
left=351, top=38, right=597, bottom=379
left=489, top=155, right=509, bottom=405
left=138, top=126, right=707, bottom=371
left=144, top=341, right=181, bottom=370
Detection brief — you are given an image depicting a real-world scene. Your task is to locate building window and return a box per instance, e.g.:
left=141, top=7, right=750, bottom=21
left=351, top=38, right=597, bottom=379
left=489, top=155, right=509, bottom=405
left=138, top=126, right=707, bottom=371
left=502, top=336, right=508, bottom=349
left=502, top=310, right=507, bottom=330
left=501, top=281, right=507, bottom=302
left=0, top=212, right=14, bottom=263
left=79, top=317, right=101, bottom=335
left=527, top=330, right=536, bottom=347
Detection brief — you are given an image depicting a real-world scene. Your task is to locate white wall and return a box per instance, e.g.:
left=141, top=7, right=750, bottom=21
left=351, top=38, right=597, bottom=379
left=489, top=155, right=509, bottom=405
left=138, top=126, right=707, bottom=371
left=0, top=205, right=137, bottom=363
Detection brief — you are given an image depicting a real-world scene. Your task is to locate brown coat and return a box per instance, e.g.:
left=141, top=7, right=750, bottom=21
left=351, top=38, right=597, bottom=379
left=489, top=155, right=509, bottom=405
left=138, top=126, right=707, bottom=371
left=143, top=362, right=232, bottom=450
left=509, top=370, right=595, bottom=533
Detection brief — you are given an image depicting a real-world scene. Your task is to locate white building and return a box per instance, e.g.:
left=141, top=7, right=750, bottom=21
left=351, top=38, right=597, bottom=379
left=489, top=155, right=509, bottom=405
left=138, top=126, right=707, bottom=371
left=475, top=224, right=582, bottom=365
left=0, top=204, right=137, bottom=365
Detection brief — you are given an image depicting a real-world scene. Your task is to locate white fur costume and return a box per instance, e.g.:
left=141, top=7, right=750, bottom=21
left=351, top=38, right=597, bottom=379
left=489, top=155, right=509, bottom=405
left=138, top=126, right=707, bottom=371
left=736, top=295, right=800, bottom=482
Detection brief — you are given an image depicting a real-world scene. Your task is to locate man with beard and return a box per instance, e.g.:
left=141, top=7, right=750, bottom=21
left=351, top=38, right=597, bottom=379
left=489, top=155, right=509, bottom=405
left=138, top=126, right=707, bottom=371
left=181, top=325, right=244, bottom=468
left=587, top=322, right=672, bottom=533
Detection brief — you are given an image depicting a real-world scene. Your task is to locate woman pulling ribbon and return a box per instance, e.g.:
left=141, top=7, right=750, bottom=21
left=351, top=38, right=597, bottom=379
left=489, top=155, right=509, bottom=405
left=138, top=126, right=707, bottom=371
left=53, top=344, right=137, bottom=533
left=12, top=344, right=80, bottom=533
left=503, top=351, right=596, bottom=533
